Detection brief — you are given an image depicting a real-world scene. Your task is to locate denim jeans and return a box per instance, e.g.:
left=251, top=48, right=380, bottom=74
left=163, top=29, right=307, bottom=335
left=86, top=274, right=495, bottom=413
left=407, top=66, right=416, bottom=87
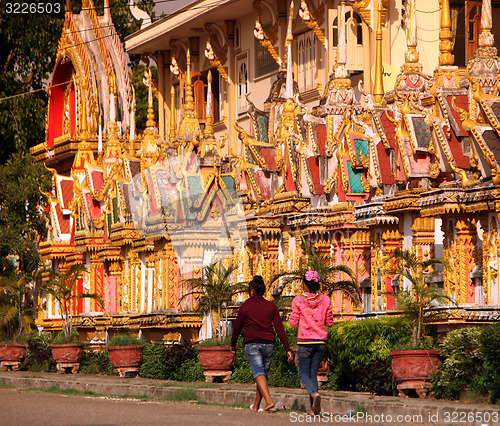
left=297, top=344, right=325, bottom=408
left=245, top=343, right=275, bottom=379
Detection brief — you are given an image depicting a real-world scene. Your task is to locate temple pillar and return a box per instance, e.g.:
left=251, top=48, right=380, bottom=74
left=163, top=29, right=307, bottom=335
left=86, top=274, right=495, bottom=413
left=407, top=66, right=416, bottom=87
left=108, top=260, right=122, bottom=316
left=89, top=253, right=104, bottom=313
left=381, top=228, right=403, bottom=310
left=351, top=230, right=371, bottom=313
left=411, top=216, right=435, bottom=262
left=455, top=216, right=477, bottom=304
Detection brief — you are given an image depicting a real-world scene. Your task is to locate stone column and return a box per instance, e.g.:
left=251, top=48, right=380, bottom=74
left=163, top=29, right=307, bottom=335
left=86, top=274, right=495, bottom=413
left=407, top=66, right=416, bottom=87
left=381, top=228, right=403, bottom=310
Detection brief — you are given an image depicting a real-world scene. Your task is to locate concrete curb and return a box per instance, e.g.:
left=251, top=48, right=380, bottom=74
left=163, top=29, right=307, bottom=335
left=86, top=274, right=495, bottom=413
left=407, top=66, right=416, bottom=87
left=1, top=372, right=499, bottom=425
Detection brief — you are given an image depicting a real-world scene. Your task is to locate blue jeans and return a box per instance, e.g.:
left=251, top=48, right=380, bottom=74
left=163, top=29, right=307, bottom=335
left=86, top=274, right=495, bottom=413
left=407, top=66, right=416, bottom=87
left=297, top=344, right=325, bottom=408
left=245, top=343, right=275, bottom=379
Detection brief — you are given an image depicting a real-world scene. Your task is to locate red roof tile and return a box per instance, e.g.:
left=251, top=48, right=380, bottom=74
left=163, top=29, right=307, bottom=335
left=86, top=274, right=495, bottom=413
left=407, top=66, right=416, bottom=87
left=379, top=111, right=396, bottom=149
left=307, top=157, right=324, bottom=194
left=315, top=124, right=327, bottom=156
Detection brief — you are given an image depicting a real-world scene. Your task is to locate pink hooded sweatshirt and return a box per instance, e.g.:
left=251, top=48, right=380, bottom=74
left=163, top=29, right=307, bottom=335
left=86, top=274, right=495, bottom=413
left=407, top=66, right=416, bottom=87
left=289, top=293, right=334, bottom=342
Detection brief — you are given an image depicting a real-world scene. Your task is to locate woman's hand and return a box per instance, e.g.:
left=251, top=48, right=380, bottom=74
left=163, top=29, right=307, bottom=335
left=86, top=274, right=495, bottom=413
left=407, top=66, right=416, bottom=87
left=286, top=350, right=294, bottom=363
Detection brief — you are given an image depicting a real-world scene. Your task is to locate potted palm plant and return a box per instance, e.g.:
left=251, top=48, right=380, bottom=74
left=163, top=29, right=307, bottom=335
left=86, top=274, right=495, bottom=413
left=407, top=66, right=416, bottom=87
left=0, top=274, right=35, bottom=370
left=181, top=262, right=247, bottom=382
left=271, top=235, right=360, bottom=305
left=383, top=248, right=454, bottom=398
left=42, top=263, right=102, bottom=373
left=271, top=235, right=360, bottom=382
left=106, top=334, right=145, bottom=378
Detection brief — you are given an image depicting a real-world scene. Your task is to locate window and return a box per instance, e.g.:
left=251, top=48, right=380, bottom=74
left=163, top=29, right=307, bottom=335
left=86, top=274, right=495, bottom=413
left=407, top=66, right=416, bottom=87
left=237, top=55, right=249, bottom=114
left=360, top=278, right=372, bottom=313
left=332, top=8, right=363, bottom=71
left=255, top=24, right=279, bottom=77
left=297, top=31, right=317, bottom=92
left=451, top=1, right=500, bottom=66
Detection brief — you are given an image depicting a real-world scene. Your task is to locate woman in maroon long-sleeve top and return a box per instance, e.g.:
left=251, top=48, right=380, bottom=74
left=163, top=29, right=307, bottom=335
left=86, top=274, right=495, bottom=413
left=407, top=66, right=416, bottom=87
left=231, top=275, right=293, bottom=412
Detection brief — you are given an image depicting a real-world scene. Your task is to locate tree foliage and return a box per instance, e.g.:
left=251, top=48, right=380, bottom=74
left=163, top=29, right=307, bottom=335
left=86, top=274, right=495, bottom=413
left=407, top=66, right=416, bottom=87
left=0, top=152, right=52, bottom=276
left=181, top=262, right=248, bottom=340
left=42, top=263, right=102, bottom=342
left=271, top=234, right=360, bottom=306
left=0, top=0, right=157, bottom=162
left=383, top=248, right=454, bottom=348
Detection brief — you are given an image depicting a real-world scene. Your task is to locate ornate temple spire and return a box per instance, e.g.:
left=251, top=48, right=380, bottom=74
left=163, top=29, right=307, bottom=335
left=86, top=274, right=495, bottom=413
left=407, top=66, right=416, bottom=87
left=401, top=0, right=421, bottom=73
left=285, top=1, right=294, bottom=101
left=141, top=66, right=159, bottom=154
left=185, top=50, right=195, bottom=113
left=205, top=71, right=214, bottom=138
left=144, top=67, right=156, bottom=130
left=373, top=1, right=386, bottom=106
left=479, top=0, right=496, bottom=53
left=335, top=0, right=348, bottom=79
left=109, top=72, right=116, bottom=124
left=104, top=71, right=121, bottom=163
left=468, top=0, right=500, bottom=97
left=130, top=85, right=136, bottom=142
left=169, top=85, right=176, bottom=144
left=98, top=115, right=103, bottom=161
left=438, top=0, right=454, bottom=66
left=73, top=80, right=95, bottom=171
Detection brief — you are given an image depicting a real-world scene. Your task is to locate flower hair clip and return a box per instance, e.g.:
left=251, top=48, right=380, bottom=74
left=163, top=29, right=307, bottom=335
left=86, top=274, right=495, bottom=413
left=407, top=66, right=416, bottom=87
left=305, top=270, right=320, bottom=282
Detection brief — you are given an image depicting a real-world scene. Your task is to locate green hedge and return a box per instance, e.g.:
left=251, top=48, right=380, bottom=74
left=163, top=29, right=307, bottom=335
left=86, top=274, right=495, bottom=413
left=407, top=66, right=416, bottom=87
left=21, top=332, right=56, bottom=372
left=432, top=323, right=500, bottom=403
left=326, top=317, right=411, bottom=394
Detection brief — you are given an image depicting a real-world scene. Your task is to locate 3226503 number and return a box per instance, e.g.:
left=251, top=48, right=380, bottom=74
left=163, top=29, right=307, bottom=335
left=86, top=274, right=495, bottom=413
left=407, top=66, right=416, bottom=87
left=5, top=2, right=62, bottom=14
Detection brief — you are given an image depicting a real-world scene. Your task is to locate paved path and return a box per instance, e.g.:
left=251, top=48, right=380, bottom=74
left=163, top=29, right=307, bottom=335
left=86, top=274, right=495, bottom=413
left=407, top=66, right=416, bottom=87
left=0, top=371, right=499, bottom=425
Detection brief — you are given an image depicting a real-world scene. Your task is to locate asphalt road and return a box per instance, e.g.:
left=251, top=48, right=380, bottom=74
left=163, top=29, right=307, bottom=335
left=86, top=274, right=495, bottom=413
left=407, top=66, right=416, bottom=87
left=0, top=388, right=473, bottom=426
left=0, top=388, right=293, bottom=426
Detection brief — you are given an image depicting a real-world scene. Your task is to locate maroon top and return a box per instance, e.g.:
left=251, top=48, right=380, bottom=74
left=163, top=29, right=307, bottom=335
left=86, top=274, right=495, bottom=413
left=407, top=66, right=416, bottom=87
left=231, top=295, right=291, bottom=351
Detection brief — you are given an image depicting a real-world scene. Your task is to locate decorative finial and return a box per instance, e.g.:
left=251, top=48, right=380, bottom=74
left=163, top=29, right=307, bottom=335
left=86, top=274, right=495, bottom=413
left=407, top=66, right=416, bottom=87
left=144, top=67, right=156, bottom=129
left=401, top=0, right=422, bottom=72
left=170, top=85, right=176, bottom=144
left=285, top=1, right=294, bottom=100
left=205, top=71, right=214, bottom=138
left=479, top=0, right=496, bottom=51
left=438, top=0, right=454, bottom=66
left=335, top=0, right=348, bottom=79
left=185, top=50, right=195, bottom=112
left=373, top=1, right=386, bottom=106
left=130, top=84, right=136, bottom=142
left=98, top=115, right=102, bottom=153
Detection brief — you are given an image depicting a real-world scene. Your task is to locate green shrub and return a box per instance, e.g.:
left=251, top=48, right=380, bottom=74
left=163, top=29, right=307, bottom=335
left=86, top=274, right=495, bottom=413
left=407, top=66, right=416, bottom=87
left=478, top=323, right=500, bottom=404
left=107, top=335, right=144, bottom=347
left=268, top=325, right=300, bottom=388
left=229, top=326, right=300, bottom=387
left=163, top=344, right=199, bottom=380
left=172, top=358, right=204, bottom=382
left=52, top=329, right=80, bottom=344
left=196, top=336, right=232, bottom=347
left=21, top=332, right=56, bottom=372
left=229, top=335, right=254, bottom=384
left=140, top=344, right=168, bottom=379
left=326, top=317, right=411, bottom=394
left=79, top=348, right=114, bottom=375
left=431, top=327, right=484, bottom=400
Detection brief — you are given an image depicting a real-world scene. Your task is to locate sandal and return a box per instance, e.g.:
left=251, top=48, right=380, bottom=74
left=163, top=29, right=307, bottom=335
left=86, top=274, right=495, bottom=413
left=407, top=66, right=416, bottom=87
left=250, top=404, right=263, bottom=412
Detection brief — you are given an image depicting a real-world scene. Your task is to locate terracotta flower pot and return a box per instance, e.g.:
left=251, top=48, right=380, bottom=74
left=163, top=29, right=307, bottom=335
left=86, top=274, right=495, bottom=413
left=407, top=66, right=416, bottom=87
left=390, top=350, right=441, bottom=398
left=51, top=343, right=84, bottom=374
left=197, top=346, right=235, bottom=382
left=0, top=343, right=26, bottom=371
left=108, top=345, right=143, bottom=378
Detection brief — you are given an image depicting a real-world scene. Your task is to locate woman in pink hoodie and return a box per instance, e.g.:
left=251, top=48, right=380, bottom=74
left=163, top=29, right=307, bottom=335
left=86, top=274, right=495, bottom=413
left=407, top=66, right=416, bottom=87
left=289, top=270, right=333, bottom=416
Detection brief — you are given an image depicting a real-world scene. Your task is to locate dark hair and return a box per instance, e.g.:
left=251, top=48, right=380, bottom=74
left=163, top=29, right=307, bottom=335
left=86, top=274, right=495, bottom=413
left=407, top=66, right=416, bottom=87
left=303, top=277, right=320, bottom=293
left=249, top=275, right=266, bottom=296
